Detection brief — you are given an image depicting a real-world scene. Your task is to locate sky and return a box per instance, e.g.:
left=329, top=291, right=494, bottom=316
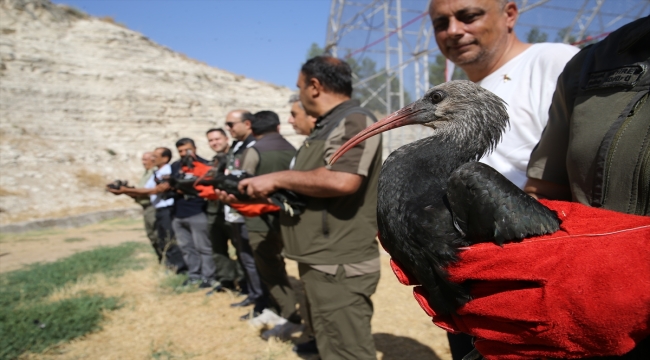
left=51, top=0, right=648, bottom=91
left=52, top=0, right=332, bottom=89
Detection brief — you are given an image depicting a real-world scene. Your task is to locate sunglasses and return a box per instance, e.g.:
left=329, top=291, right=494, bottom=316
left=226, top=121, right=241, bottom=128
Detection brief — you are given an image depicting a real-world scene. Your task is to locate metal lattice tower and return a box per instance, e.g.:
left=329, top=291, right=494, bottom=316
left=325, top=0, right=649, bottom=152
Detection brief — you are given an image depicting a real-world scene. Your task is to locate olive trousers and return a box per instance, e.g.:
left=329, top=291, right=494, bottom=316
left=298, top=263, right=379, bottom=360
left=142, top=205, right=162, bottom=262
left=249, top=230, right=301, bottom=323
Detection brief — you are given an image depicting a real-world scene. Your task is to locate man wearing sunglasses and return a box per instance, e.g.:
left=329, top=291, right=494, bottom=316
left=223, top=110, right=268, bottom=319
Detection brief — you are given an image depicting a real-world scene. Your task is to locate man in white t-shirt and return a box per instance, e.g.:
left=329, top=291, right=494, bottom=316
left=430, top=0, right=578, bottom=189
left=428, top=0, right=578, bottom=358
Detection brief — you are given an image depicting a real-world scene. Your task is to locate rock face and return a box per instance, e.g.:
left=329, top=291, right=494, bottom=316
left=0, top=0, right=302, bottom=224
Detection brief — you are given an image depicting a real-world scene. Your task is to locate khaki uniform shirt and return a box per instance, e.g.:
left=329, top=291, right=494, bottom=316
left=280, top=99, right=383, bottom=276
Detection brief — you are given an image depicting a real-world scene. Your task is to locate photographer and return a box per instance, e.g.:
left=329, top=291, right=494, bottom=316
left=109, top=147, right=186, bottom=272
left=106, top=151, right=161, bottom=260
left=170, top=138, right=217, bottom=288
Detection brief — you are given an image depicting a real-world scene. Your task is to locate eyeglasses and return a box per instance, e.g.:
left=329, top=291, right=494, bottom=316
left=225, top=121, right=240, bottom=128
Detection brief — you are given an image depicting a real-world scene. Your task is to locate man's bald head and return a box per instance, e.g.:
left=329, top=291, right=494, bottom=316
left=141, top=151, right=155, bottom=170
left=429, top=0, right=522, bottom=81
left=226, top=109, right=247, bottom=121
left=225, top=109, right=253, bottom=141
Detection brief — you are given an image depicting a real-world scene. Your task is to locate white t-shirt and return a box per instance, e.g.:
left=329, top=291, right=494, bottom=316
left=478, top=42, right=579, bottom=189
left=146, top=163, right=174, bottom=209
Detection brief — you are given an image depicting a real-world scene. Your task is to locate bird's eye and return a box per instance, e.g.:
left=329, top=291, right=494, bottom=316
left=430, top=91, right=444, bottom=103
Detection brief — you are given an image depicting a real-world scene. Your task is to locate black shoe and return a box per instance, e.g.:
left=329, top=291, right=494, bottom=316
left=293, top=339, right=318, bottom=355
left=230, top=297, right=255, bottom=308
left=239, top=310, right=262, bottom=321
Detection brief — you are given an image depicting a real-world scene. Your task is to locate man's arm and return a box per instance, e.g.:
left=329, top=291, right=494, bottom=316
left=240, top=148, right=259, bottom=176
left=238, top=167, right=363, bottom=199
left=524, top=178, right=571, bottom=201
left=526, top=54, right=582, bottom=201
left=112, top=183, right=170, bottom=197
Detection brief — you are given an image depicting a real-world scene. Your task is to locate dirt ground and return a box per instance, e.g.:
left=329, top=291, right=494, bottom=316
left=2, top=218, right=452, bottom=360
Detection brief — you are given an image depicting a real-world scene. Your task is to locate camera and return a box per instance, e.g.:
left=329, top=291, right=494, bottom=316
left=106, top=179, right=132, bottom=190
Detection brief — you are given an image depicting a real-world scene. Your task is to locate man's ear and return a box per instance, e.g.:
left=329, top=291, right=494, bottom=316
left=309, top=77, right=322, bottom=98
left=504, top=2, right=519, bottom=31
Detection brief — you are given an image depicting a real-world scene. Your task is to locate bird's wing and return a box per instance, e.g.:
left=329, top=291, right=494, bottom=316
left=446, top=162, right=560, bottom=245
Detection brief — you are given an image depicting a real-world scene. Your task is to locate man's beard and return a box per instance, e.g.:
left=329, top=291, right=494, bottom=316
left=451, top=45, right=488, bottom=66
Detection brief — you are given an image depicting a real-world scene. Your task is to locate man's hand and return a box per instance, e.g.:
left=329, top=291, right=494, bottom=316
left=216, top=189, right=242, bottom=204
left=238, top=173, right=279, bottom=199
left=155, top=182, right=171, bottom=192
left=106, top=187, right=123, bottom=195
left=524, top=178, right=571, bottom=200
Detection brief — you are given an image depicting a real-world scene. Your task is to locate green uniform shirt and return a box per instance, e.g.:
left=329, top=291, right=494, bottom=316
left=527, top=16, right=650, bottom=215
left=280, top=99, right=383, bottom=267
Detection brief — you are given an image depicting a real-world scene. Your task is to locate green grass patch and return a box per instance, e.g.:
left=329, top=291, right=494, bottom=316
left=159, top=273, right=201, bottom=294
left=0, top=242, right=150, bottom=359
left=64, top=237, right=87, bottom=243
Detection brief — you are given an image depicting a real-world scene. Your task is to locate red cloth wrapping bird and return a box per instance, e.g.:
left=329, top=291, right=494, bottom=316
left=182, top=160, right=281, bottom=216
left=388, top=200, right=650, bottom=359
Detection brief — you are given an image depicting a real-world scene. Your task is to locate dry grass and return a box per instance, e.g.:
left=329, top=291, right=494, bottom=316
left=75, top=169, right=108, bottom=189
left=16, top=253, right=451, bottom=360
left=7, top=219, right=451, bottom=360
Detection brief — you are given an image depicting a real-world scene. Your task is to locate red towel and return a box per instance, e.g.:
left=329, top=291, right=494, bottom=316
left=391, top=200, right=650, bottom=359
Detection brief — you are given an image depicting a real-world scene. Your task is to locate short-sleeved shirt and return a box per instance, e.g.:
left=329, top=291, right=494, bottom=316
left=477, top=43, right=579, bottom=189
left=280, top=99, right=382, bottom=275
left=147, top=164, right=174, bottom=209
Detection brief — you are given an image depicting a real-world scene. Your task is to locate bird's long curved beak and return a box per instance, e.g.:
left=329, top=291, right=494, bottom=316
left=329, top=105, right=425, bottom=165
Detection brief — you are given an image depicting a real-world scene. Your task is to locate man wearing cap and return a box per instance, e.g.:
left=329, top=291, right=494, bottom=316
left=238, top=110, right=302, bottom=336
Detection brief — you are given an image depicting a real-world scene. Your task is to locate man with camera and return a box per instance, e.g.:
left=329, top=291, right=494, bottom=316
left=107, top=151, right=160, bottom=260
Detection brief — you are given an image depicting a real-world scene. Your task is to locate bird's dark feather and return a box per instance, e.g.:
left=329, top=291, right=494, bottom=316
left=375, top=81, right=561, bottom=315
left=447, top=162, right=560, bottom=246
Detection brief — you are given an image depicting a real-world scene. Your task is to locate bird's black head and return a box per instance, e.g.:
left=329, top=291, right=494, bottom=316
left=330, top=80, right=509, bottom=164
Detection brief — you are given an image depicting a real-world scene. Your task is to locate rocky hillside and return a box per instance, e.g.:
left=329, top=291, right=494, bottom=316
left=0, top=0, right=301, bottom=224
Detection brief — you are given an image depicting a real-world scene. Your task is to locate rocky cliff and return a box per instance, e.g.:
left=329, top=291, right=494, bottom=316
left=0, top=0, right=301, bottom=224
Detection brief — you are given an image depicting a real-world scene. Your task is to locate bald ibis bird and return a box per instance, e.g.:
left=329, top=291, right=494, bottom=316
left=330, top=81, right=560, bottom=315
